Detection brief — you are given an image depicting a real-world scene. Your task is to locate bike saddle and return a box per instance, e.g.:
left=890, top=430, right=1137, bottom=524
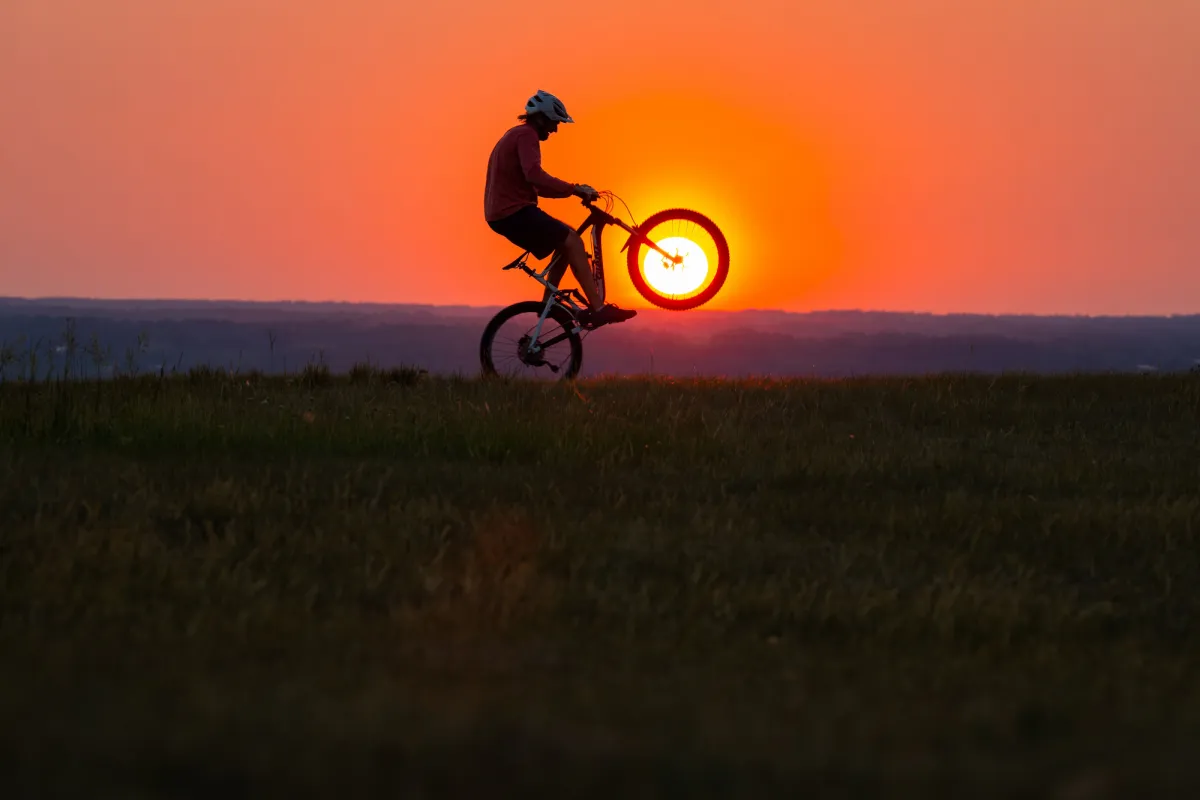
left=501, top=252, right=531, bottom=271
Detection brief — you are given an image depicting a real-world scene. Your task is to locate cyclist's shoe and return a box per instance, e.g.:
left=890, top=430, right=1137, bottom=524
left=580, top=304, right=637, bottom=328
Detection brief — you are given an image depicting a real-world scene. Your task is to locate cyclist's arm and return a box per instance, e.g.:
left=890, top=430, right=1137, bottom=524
left=516, top=130, right=576, bottom=199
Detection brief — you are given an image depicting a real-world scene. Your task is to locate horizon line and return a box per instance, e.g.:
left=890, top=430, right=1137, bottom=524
left=0, top=296, right=1196, bottom=321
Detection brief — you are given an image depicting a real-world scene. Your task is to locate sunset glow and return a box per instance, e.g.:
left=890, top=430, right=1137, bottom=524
left=641, top=237, right=709, bottom=298
left=2, top=1, right=1199, bottom=314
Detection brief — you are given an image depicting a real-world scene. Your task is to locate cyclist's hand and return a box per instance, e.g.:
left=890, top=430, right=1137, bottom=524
left=575, top=184, right=600, bottom=202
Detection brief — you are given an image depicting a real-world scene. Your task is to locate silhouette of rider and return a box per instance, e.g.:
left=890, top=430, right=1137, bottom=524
left=484, top=90, right=636, bottom=327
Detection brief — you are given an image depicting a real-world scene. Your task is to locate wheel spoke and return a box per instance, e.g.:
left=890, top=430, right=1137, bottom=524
left=627, top=209, right=729, bottom=311
left=483, top=306, right=581, bottom=381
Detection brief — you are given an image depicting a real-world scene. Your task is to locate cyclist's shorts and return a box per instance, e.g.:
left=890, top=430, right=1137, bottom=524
left=488, top=205, right=572, bottom=260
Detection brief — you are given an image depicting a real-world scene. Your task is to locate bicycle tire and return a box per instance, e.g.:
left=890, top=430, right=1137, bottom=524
left=479, top=301, right=584, bottom=380
left=626, top=208, right=730, bottom=311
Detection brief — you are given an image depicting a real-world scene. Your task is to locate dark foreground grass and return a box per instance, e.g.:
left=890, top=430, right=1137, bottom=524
left=3, top=372, right=1200, bottom=797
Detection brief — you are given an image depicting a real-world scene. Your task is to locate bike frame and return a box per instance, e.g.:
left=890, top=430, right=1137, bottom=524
left=501, top=200, right=682, bottom=356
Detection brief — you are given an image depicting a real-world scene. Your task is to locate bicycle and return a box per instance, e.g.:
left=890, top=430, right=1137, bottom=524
left=479, top=191, right=730, bottom=380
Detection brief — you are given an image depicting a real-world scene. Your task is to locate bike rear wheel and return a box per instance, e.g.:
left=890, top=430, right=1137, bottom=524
left=626, top=208, right=730, bottom=311
left=480, top=301, right=584, bottom=380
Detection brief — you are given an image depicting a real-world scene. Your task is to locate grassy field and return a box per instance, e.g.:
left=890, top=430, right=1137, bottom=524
left=3, top=370, right=1200, bottom=797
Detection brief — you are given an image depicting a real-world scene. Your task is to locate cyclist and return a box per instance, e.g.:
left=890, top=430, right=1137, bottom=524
left=484, top=90, right=636, bottom=327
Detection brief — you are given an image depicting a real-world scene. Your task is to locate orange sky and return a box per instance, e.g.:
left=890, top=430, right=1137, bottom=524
left=3, top=0, right=1198, bottom=314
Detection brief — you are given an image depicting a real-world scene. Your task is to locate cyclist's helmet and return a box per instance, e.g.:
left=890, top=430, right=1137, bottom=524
left=525, top=90, right=574, bottom=123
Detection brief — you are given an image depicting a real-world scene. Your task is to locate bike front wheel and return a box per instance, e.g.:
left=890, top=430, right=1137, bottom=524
left=480, top=301, right=584, bottom=381
left=626, top=208, right=730, bottom=311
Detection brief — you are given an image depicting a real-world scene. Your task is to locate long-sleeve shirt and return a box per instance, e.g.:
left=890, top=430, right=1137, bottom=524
left=484, top=124, right=576, bottom=222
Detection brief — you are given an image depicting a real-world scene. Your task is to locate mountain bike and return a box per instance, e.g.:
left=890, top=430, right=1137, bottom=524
left=479, top=191, right=730, bottom=380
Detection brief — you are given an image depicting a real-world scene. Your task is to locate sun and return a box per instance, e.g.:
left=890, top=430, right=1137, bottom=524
left=641, top=236, right=709, bottom=297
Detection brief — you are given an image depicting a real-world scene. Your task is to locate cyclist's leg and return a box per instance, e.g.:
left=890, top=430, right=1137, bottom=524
left=541, top=255, right=569, bottom=304
left=489, top=206, right=603, bottom=312
left=545, top=230, right=601, bottom=311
